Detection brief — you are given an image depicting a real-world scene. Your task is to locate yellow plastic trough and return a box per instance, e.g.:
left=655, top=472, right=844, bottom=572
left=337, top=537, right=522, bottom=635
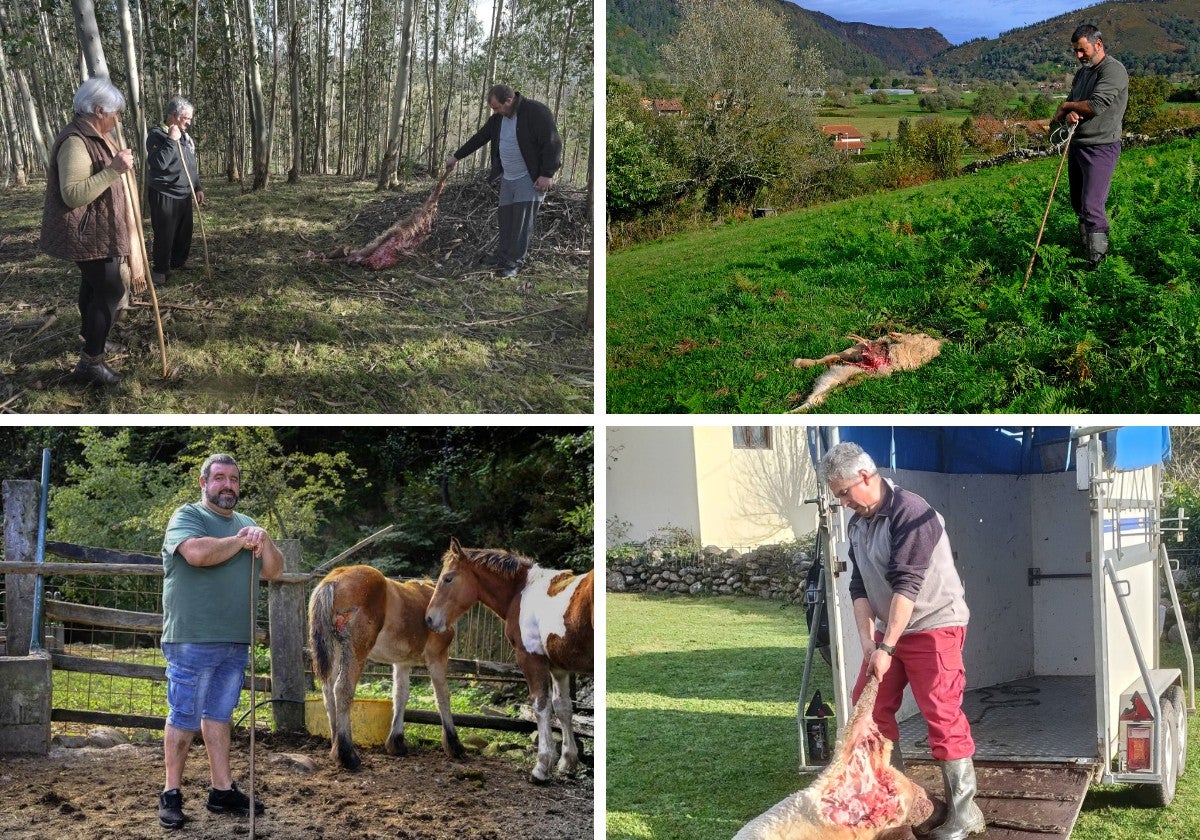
left=304, top=696, right=394, bottom=746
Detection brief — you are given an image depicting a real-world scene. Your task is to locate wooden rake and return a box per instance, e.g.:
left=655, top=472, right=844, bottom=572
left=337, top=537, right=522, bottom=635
left=1021, top=122, right=1076, bottom=293
left=115, top=124, right=169, bottom=377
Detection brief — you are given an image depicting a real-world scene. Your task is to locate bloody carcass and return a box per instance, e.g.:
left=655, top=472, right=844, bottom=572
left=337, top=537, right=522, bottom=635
left=732, top=675, right=935, bottom=840
left=788, top=332, right=946, bottom=414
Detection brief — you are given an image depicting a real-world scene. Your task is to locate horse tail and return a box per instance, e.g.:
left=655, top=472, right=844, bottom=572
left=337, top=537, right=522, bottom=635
left=308, top=578, right=339, bottom=683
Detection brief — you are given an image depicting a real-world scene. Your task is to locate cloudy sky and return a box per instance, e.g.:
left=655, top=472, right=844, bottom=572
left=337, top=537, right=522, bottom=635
left=791, top=1, right=1100, bottom=45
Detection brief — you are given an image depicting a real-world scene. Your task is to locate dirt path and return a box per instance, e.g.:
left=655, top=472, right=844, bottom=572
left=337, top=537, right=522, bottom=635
left=0, top=729, right=593, bottom=839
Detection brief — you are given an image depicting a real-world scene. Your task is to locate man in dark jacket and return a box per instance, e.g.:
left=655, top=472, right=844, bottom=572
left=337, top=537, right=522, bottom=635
left=1054, top=24, right=1128, bottom=268
left=146, top=96, right=204, bottom=285
left=446, top=85, right=562, bottom=277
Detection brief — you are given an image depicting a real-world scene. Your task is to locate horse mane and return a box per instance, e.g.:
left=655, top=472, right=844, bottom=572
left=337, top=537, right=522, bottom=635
left=454, top=545, right=534, bottom=579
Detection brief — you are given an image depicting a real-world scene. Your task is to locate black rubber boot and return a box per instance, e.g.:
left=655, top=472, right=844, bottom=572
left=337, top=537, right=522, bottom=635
left=928, top=758, right=986, bottom=840
left=1086, top=231, right=1109, bottom=268
left=72, top=353, right=121, bottom=385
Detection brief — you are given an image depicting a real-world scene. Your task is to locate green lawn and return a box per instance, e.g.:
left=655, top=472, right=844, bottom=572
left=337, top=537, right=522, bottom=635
left=606, top=593, right=1200, bottom=840
left=607, top=135, right=1200, bottom=413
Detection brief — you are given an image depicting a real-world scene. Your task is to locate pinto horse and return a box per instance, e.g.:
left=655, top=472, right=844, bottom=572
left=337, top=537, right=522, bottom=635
left=425, top=538, right=593, bottom=782
left=309, top=565, right=466, bottom=771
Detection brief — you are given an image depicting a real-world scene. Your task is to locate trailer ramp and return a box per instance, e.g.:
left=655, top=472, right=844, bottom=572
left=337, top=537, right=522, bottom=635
left=907, top=761, right=1093, bottom=839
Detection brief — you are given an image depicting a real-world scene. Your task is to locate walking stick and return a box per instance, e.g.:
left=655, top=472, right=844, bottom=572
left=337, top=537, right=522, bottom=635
left=114, top=124, right=169, bottom=377
left=248, top=550, right=258, bottom=840
left=176, top=136, right=212, bottom=282
left=1022, top=122, right=1076, bottom=294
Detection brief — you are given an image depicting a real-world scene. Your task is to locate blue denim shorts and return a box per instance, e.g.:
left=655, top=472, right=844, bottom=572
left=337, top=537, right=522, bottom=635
left=162, top=642, right=249, bottom=731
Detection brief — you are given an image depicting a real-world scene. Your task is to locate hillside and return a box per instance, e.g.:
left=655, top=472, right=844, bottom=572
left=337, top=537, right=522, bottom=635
left=606, top=135, right=1200, bottom=414
left=606, top=0, right=949, bottom=79
left=927, top=0, right=1200, bottom=80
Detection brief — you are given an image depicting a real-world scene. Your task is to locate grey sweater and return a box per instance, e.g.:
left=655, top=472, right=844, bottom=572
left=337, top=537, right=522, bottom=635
left=847, top=478, right=970, bottom=634
left=1068, top=54, right=1128, bottom=146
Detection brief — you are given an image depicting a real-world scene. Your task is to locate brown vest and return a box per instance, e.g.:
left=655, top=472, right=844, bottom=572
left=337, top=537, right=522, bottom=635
left=40, top=117, right=130, bottom=263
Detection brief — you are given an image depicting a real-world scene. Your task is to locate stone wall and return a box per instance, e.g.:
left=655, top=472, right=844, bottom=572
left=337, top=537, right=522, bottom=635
left=606, top=543, right=814, bottom=603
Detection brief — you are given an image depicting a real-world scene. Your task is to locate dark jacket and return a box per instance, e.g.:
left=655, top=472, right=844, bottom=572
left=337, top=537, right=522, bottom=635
left=146, top=124, right=202, bottom=198
left=40, top=117, right=130, bottom=263
left=453, top=92, right=562, bottom=182
left=1068, top=54, right=1128, bottom=146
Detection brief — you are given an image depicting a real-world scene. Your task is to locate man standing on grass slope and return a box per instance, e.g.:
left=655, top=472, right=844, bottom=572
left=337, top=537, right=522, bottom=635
left=1054, top=23, right=1128, bottom=268
left=446, top=84, right=562, bottom=278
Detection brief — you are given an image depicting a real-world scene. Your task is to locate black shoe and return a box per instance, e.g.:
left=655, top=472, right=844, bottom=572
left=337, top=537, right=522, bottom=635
left=158, top=788, right=186, bottom=829
left=207, top=782, right=264, bottom=816
left=72, top=356, right=121, bottom=385
left=495, top=265, right=518, bottom=278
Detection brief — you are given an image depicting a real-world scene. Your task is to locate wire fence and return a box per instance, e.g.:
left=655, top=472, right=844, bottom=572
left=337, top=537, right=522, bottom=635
left=1, top=570, right=516, bottom=735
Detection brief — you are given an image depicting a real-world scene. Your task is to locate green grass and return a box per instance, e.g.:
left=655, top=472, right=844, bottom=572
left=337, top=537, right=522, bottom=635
left=606, top=593, right=1200, bottom=840
left=607, top=136, right=1200, bottom=413
left=1, top=175, right=591, bottom=413
left=606, top=593, right=832, bottom=839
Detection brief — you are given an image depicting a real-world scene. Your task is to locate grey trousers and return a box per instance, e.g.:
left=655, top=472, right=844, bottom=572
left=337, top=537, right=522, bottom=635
left=496, top=175, right=544, bottom=270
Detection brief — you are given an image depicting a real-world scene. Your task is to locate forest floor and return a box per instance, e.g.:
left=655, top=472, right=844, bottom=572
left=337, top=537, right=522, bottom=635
left=0, top=727, right=593, bottom=839
left=0, top=173, right=593, bottom=414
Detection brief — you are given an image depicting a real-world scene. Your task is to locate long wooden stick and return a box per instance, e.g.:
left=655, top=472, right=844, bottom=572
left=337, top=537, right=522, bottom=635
left=1022, top=123, right=1076, bottom=293
left=115, top=123, right=169, bottom=377
left=175, top=136, right=211, bottom=281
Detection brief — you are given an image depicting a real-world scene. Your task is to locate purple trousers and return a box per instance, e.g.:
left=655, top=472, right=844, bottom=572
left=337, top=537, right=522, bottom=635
left=1068, top=141, right=1120, bottom=233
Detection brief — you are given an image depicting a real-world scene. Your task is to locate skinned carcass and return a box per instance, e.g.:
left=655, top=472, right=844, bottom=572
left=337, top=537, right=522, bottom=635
left=309, top=171, right=449, bottom=269
left=788, top=332, right=945, bottom=413
left=732, top=676, right=935, bottom=840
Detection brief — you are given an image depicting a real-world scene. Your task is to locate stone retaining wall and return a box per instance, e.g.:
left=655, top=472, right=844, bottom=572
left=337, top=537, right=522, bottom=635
left=606, top=543, right=814, bottom=602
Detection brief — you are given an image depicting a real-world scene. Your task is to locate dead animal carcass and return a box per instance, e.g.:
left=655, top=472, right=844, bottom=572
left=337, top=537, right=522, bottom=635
left=789, top=333, right=945, bottom=413
left=732, top=676, right=935, bottom=840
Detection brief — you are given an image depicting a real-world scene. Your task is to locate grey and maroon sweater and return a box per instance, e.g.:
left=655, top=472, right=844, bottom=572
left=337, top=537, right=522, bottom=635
left=847, top=478, right=970, bottom=634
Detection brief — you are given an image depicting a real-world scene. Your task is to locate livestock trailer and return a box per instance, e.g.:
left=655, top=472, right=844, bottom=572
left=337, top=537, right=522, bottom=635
left=804, top=426, right=1195, bottom=839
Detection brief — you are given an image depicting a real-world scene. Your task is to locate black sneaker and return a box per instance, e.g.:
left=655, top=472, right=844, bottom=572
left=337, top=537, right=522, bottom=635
left=158, top=788, right=186, bottom=829
left=206, top=782, right=264, bottom=816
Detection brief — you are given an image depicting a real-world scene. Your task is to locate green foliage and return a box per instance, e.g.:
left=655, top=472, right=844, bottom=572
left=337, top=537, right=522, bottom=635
left=49, top=429, right=180, bottom=553
left=870, top=90, right=891, bottom=105
left=969, top=83, right=1013, bottom=118
left=606, top=106, right=677, bottom=215
left=1126, top=75, right=1173, bottom=133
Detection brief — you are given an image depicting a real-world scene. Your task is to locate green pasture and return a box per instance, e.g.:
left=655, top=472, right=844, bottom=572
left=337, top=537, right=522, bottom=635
left=606, top=135, right=1200, bottom=414
left=818, top=94, right=974, bottom=151
left=606, top=593, right=1200, bottom=840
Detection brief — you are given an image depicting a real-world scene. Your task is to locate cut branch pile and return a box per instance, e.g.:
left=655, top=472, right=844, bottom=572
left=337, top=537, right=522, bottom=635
left=308, top=173, right=590, bottom=279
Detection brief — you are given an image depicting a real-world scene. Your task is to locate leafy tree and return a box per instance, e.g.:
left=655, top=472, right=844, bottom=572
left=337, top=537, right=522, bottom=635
left=1126, top=75, right=1172, bottom=133
left=970, top=83, right=1012, bottom=119
left=606, top=78, right=677, bottom=216
left=871, top=90, right=890, bottom=105
left=662, top=0, right=827, bottom=207
left=920, top=93, right=947, bottom=113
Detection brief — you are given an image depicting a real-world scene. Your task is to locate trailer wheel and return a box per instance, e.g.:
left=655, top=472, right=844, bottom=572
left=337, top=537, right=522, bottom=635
left=1164, top=685, right=1187, bottom=781
left=1137, top=695, right=1179, bottom=807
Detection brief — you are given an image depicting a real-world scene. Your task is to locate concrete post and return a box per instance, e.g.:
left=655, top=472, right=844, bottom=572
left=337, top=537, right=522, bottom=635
left=268, top=539, right=307, bottom=731
left=0, top=651, right=52, bottom=754
left=3, top=480, right=40, bottom=657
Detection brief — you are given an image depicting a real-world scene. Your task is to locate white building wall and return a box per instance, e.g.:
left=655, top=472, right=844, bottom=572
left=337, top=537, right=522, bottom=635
left=606, top=427, right=701, bottom=544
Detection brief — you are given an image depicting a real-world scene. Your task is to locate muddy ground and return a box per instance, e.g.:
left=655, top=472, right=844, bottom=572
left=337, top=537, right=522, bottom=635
left=0, top=729, right=593, bottom=839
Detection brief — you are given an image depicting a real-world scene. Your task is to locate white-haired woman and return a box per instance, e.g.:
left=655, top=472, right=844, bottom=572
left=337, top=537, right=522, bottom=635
left=40, top=76, right=146, bottom=385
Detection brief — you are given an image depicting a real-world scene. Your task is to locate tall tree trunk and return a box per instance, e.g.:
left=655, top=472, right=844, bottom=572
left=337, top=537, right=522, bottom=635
left=191, top=0, right=200, bottom=95
left=221, top=0, right=243, bottom=181
left=585, top=120, right=593, bottom=325
left=287, top=9, right=303, bottom=182
left=242, top=0, right=271, bottom=188
left=375, top=0, right=416, bottom=190
left=553, top=5, right=574, bottom=125
left=117, top=0, right=146, bottom=169
left=0, top=38, right=29, bottom=185
left=478, top=0, right=501, bottom=126
left=427, top=0, right=441, bottom=175
left=0, top=6, right=48, bottom=168
left=267, top=0, right=281, bottom=178
left=71, top=0, right=109, bottom=79
left=313, top=0, right=328, bottom=173
left=139, top=0, right=162, bottom=112
left=335, top=0, right=348, bottom=174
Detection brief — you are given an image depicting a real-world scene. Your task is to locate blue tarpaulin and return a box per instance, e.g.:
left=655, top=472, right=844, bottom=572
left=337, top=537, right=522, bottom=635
left=817, top=427, right=1170, bottom=475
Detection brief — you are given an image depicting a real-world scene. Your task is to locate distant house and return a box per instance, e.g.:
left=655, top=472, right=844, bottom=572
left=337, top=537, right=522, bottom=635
left=651, top=98, right=683, bottom=116
left=821, top=124, right=866, bottom=154
left=917, top=85, right=938, bottom=94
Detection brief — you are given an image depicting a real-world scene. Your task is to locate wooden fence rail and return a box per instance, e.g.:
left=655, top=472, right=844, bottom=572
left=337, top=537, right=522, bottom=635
left=2, top=478, right=533, bottom=745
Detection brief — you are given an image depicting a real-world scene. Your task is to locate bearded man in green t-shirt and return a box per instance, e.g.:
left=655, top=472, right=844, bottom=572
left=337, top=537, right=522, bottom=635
left=156, top=453, right=284, bottom=829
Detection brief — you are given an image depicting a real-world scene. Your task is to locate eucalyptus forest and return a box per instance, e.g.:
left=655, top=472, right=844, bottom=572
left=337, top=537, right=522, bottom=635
left=0, top=0, right=594, bottom=415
